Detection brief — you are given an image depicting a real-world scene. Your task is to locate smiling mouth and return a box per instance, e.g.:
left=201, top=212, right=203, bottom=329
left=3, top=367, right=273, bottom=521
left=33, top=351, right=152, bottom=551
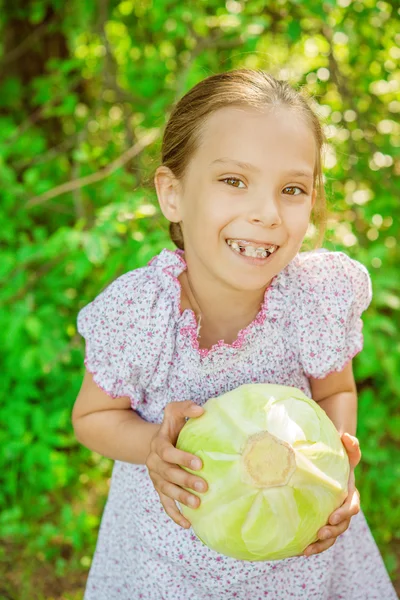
left=226, top=239, right=279, bottom=259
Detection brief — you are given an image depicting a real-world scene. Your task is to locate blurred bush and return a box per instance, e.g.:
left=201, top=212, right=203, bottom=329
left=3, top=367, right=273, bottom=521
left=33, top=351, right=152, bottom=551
left=0, top=0, right=399, bottom=597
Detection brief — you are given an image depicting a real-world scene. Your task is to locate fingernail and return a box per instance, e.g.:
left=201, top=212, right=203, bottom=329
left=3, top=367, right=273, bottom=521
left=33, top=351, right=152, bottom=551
left=189, top=496, right=198, bottom=507
left=319, top=532, right=330, bottom=540
left=194, top=481, right=204, bottom=492
left=191, top=459, right=201, bottom=469
left=331, top=516, right=339, bottom=524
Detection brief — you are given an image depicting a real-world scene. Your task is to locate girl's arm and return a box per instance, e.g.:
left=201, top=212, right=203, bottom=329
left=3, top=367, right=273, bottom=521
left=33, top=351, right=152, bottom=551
left=72, top=368, right=208, bottom=528
left=309, top=361, right=358, bottom=436
left=72, top=368, right=160, bottom=464
left=303, top=360, right=361, bottom=557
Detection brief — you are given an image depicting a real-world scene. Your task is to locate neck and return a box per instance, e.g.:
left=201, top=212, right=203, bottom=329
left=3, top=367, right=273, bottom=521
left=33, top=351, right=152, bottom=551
left=180, top=252, right=269, bottom=337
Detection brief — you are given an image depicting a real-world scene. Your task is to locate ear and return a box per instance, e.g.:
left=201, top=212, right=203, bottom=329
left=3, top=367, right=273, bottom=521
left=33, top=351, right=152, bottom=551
left=154, top=166, right=183, bottom=223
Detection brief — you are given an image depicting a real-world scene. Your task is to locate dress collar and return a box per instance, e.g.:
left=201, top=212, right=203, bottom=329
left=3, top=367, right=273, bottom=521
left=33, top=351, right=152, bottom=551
left=147, top=247, right=293, bottom=358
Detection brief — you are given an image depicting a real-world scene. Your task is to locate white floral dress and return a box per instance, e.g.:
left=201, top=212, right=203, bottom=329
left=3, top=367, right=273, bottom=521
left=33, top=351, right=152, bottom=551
left=77, top=247, right=397, bottom=600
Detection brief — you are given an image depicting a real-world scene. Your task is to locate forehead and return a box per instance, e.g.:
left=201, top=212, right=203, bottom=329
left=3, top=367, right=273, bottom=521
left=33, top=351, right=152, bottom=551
left=196, top=105, right=316, bottom=169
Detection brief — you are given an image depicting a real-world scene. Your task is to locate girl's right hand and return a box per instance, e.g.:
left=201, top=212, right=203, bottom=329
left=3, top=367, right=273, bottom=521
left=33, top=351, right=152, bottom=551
left=146, top=400, right=208, bottom=529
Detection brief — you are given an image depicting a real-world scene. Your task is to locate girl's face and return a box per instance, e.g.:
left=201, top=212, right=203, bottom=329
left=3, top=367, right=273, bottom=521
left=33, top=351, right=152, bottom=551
left=165, top=105, right=317, bottom=292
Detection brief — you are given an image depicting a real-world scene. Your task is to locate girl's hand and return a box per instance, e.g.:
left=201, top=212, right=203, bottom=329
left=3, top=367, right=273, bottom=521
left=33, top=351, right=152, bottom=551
left=303, top=433, right=362, bottom=557
left=146, top=400, right=208, bottom=529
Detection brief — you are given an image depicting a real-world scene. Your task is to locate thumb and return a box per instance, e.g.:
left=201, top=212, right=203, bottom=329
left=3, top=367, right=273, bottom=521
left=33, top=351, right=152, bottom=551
left=161, top=400, right=204, bottom=441
left=341, top=433, right=361, bottom=468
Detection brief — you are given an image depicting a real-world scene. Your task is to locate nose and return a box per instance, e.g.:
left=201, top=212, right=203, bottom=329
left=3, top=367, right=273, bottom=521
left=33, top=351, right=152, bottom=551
left=247, top=195, right=282, bottom=228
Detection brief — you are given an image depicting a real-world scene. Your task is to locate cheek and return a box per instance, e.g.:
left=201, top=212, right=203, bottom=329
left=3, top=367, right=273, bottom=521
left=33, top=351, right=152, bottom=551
left=202, top=202, right=230, bottom=233
left=187, top=203, right=225, bottom=247
left=283, top=205, right=312, bottom=239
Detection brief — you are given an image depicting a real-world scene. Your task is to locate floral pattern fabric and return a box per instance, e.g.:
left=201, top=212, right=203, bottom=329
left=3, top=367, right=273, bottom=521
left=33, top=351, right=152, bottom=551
left=77, top=247, right=397, bottom=600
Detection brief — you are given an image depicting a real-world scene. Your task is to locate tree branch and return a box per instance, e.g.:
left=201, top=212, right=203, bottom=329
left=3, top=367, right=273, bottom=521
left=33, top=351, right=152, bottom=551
left=26, top=128, right=160, bottom=208
left=13, top=134, right=79, bottom=170
left=0, top=16, right=56, bottom=68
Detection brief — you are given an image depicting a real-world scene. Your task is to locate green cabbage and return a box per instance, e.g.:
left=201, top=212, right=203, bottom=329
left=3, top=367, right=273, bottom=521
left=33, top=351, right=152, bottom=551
left=176, top=383, right=350, bottom=561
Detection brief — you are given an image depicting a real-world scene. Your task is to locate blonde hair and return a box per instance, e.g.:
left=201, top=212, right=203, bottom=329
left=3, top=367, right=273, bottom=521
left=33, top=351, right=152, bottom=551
left=157, top=69, right=327, bottom=250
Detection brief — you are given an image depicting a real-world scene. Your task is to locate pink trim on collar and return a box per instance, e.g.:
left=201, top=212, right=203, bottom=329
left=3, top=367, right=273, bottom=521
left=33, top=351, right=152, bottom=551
left=179, top=298, right=270, bottom=358
left=150, top=247, right=274, bottom=359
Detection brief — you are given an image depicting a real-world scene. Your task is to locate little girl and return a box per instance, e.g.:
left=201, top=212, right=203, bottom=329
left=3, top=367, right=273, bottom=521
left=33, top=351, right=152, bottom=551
left=73, top=69, right=397, bottom=599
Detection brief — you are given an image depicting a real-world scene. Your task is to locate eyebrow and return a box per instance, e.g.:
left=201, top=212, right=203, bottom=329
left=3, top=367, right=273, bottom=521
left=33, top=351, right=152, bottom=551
left=210, top=158, right=314, bottom=179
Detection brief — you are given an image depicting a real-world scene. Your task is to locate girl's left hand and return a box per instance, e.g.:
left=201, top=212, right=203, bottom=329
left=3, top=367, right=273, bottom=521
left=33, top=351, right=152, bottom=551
left=302, top=433, right=362, bottom=557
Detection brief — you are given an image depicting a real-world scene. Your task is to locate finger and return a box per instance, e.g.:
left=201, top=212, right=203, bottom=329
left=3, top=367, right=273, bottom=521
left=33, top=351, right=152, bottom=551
left=341, top=432, right=359, bottom=446
left=317, top=518, right=351, bottom=541
left=162, top=463, right=208, bottom=494
left=341, top=433, right=362, bottom=467
left=162, top=401, right=204, bottom=443
left=156, top=438, right=204, bottom=471
left=304, top=537, right=336, bottom=556
left=329, top=487, right=360, bottom=525
left=157, top=478, right=202, bottom=510
left=158, top=492, right=192, bottom=529
left=327, top=469, right=356, bottom=521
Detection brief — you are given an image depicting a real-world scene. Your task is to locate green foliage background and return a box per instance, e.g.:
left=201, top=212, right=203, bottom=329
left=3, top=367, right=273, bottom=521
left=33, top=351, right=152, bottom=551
left=1, top=0, right=399, bottom=598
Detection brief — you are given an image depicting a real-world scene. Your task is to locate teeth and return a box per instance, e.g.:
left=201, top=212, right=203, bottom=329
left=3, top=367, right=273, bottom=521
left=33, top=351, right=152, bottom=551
left=226, top=239, right=277, bottom=259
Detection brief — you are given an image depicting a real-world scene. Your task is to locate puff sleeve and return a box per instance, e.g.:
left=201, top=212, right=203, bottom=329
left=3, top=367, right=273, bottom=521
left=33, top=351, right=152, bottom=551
left=77, top=267, right=169, bottom=409
left=293, top=251, right=372, bottom=379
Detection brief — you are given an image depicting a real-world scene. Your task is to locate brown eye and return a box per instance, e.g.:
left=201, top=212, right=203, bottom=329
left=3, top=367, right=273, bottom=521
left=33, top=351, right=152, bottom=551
left=283, top=186, right=305, bottom=196
left=222, top=177, right=245, bottom=188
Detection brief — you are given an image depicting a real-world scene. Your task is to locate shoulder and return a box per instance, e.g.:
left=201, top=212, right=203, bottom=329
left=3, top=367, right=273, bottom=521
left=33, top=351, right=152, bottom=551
left=77, top=265, right=160, bottom=335
left=287, top=249, right=372, bottom=311
left=77, top=248, right=184, bottom=336
left=76, top=248, right=185, bottom=398
left=285, top=249, right=373, bottom=378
